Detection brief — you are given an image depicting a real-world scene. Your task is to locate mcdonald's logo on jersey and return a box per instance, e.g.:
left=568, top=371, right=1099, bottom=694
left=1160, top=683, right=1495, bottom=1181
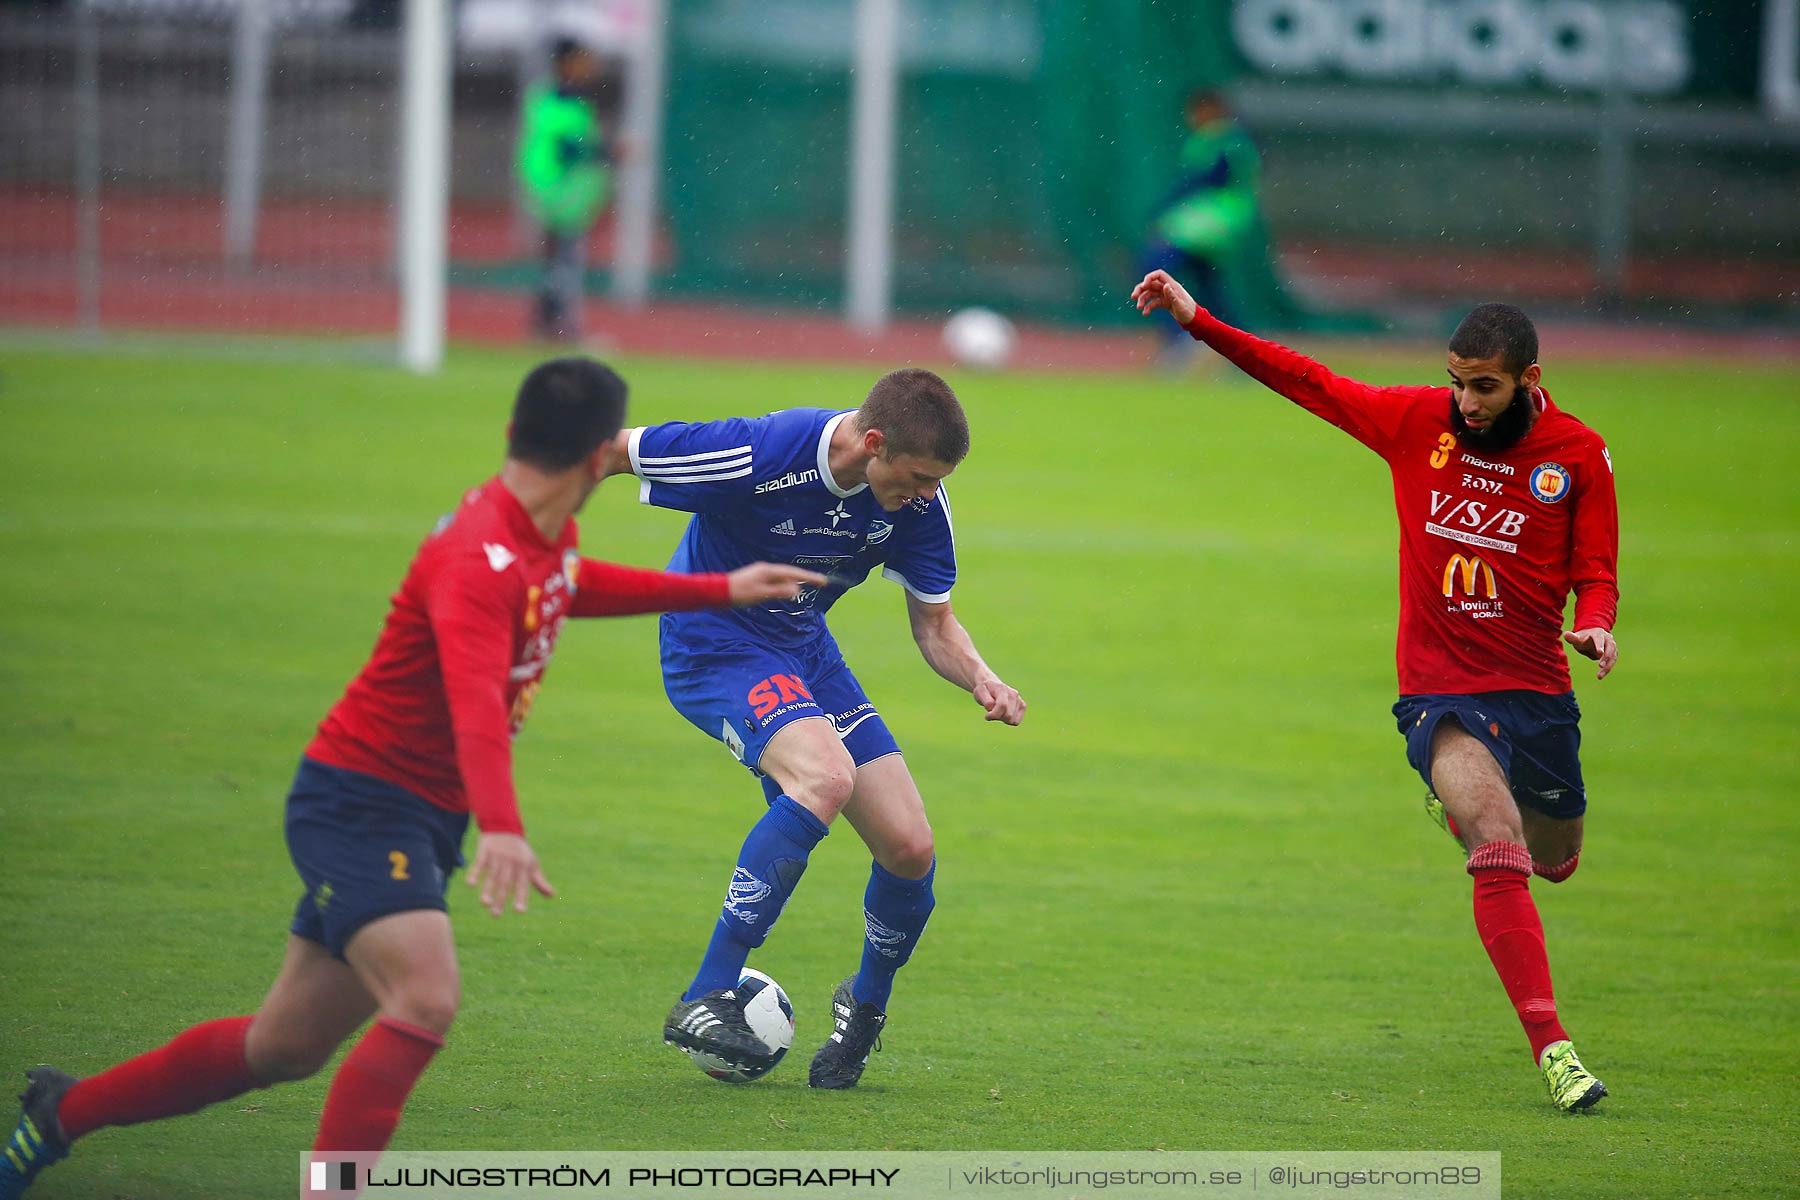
left=1442, top=554, right=1499, bottom=600
left=1529, top=462, right=1571, bottom=504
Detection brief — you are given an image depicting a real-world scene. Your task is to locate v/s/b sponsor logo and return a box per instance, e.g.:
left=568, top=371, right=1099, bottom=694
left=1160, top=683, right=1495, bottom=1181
left=1427, top=490, right=1528, bottom=554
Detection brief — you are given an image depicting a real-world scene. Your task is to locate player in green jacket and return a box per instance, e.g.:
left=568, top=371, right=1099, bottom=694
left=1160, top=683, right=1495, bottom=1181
left=1141, top=89, right=1264, bottom=352
left=517, top=38, right=611, bottom=341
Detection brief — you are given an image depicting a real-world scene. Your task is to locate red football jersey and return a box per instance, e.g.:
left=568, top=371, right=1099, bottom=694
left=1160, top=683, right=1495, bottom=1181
left=307, top=477, right=730, bottom=835
left=1187, top=312, right=1618, bottom=695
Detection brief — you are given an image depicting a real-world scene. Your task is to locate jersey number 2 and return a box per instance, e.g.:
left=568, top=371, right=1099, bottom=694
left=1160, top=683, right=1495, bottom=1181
left=389, top=851, right=411, bottom=881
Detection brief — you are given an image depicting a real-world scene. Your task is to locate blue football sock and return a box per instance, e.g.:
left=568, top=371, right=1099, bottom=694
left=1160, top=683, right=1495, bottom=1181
left=853, top=858, right=936, bottom=1010
left=684, top=794, right=828, bottom=1000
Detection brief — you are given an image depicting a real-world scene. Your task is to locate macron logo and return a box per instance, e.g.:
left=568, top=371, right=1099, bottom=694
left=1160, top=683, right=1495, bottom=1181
left=483, top=542, right=516, bottom=572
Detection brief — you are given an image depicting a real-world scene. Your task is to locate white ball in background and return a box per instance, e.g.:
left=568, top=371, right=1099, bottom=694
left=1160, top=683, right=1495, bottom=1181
left=942, top=307, right=1018, bottom=370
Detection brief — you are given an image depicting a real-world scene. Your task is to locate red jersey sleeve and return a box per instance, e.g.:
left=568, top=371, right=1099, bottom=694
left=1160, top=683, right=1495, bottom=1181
left=569, top=558, right=732, bottom=618
left=426, top=552, right=526, bottom=836
left=1184, top=309, right=1416, bottom=455
left=1569, top=436, right=1620, bottom=633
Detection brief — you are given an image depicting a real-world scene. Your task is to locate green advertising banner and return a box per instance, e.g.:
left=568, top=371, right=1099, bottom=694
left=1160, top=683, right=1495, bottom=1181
left=1226, top=0, right=1765, bottom=99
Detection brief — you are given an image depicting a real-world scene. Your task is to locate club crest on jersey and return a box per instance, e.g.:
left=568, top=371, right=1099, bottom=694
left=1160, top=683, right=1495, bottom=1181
left=1529, top=462, right=1571, bottom=504
left=865, top=519, right=894, bottom=545
left=562, top=549, right=581, bottom=595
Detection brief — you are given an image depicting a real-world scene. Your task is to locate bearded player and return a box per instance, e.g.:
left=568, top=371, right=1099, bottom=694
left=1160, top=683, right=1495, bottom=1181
left=1134, top=270, right=1618, bottom=1112
left=0, top=359, right=821, bottom=1198
left=601, top=367, right=1025, bottom=1088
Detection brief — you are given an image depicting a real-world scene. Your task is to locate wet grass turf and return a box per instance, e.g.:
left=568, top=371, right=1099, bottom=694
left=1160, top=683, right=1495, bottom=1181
left=1, top=340, right=1795, bottom=1198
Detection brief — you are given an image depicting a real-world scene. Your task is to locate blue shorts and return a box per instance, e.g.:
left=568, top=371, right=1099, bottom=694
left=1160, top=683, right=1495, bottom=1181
left=1393, top=691, right=1586, bottom=820
left=286, top=757, right=469, bottom=959
left=661, top=635, right=901, bottom=791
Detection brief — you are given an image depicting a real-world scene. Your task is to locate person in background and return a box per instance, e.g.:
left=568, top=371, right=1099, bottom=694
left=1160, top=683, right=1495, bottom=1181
left=1140, top=89, right=1265, bottom=359
left=518, top=37, right=612, bottom=342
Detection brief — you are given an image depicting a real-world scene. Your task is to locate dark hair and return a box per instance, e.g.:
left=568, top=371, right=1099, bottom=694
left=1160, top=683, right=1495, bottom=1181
left=552, top=36, right=585, bottom=64
left=1449, top=303, right=1539, bottom=377
left=507, top=358, right=627, bottom=470
left=855, top=368, right=969, bottom=465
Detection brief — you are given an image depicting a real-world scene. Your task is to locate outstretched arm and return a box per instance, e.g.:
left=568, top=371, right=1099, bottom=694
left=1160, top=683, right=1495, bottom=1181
left=906, top=593, right=1024, bottom=725
left=570, top=559, right=824, bottom=617
left=1131, top=269, right=1413, bottom=454
left=1133, top=269, right=1200, bottom=326
left=599, top=428, right=636, bottom=478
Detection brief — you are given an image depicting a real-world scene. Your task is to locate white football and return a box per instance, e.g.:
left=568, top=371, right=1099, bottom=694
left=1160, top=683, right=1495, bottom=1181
left=942, top=307, right=1017, bottom=370
left=685, top=968, right=795, bottom=1083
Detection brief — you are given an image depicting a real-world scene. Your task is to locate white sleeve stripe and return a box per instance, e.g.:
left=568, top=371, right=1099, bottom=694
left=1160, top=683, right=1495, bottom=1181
left=627, top=426, right=647, bottom=476
left=882, top=566, right=951, bottom=604
left=636, top=445, right=752, bottom=466
left=638, top=475, right=652, bottom=505
left=936, top=481, right=955, bottom=541
left=640, top=454, right=752, bottom=477
left=641, top=466, right=754, bottom=485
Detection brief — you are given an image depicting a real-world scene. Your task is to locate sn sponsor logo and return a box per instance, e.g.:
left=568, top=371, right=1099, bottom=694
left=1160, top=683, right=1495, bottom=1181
left=748, top=673, right=813, bottom=720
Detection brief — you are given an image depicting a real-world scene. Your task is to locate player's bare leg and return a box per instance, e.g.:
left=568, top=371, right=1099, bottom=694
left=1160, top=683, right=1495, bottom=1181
left=840, top=753, right=934, bottom=879
left=1429, top=721, right=1521, bottom=846
left=758, top=717, right=858, bottom=825
left=809, top=754, right=936, bottom=1089
left=1521, top=809, right=1583, bottom=883
left=246, top=936, right=379, bottom=1083
left=0, top=936, right=367, bottom=1197
left=1429, top=721, right=1605, bottom=1110
left=307, top=911, right=456, bottom=1152
left=667, top=718, right=844, bottom=1069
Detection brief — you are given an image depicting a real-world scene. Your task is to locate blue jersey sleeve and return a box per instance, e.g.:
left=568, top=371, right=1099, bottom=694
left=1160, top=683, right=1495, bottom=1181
left=882, top=485, right=957, bottom=603
left=630, top=418, right=762, bottom=514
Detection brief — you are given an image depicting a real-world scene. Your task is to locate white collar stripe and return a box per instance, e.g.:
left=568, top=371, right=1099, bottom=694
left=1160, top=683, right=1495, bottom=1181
left=818, top=411, right=868, bottom=499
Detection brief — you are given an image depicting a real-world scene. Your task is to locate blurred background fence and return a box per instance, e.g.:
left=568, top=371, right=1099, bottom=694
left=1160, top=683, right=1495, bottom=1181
left=2, top=0, right=1795, bottom=351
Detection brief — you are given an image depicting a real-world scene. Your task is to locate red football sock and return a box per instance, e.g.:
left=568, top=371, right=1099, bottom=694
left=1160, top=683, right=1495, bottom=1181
left=313, top=1018, right=443, bottom=1152
left=1467, top=841, right=1569, bottom=1061
left=1534, top=850, right=1580, bottom=883
left=57, top=1015, right=260, bottom=1142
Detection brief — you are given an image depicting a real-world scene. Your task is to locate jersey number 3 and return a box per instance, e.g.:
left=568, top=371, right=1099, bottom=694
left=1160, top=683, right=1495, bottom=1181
left=1430, top=432, right=1455, bottom=469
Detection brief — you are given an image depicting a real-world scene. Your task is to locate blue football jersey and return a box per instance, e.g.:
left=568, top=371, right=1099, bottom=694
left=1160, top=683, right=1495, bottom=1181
left=631, top=408, right=957, bottom=652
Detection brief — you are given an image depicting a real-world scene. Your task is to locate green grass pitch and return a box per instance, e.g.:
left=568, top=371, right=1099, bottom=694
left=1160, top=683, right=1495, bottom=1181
left=0, top=340, right=1795, bottom=1198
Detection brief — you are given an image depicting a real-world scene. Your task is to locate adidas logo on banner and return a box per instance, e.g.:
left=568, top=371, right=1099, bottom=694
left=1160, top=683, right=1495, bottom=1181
left=770, top=519, right=797, bottom=536
left=310, top=1160, right=358, bottom=1192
